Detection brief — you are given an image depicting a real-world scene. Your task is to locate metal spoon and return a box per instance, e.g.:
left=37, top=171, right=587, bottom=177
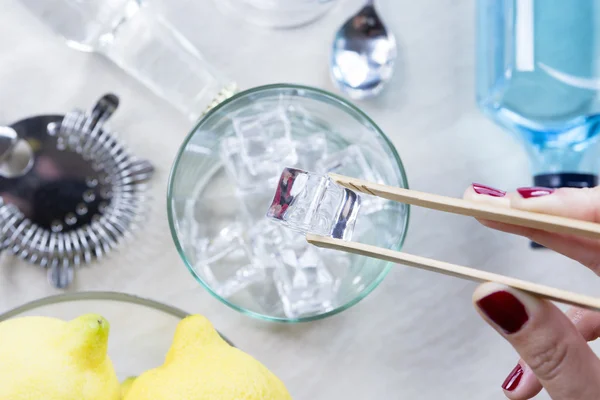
left=330, top=0, right=397, bottom=99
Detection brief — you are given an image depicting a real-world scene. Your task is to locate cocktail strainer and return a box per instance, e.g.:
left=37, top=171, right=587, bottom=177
left=0, top=94, right=154, bottom=288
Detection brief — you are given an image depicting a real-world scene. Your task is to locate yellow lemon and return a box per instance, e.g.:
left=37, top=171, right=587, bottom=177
left=0, top=314, right=120, bottom=400
left=120, top=376, right=137, bottom=398
left=125, top=314, right=292, bottom=400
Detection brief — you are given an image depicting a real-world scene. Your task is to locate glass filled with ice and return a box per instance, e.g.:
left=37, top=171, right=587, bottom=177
left=167, top=84, right=409, bottom=322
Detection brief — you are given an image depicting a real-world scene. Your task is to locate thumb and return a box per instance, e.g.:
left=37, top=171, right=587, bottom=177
left=505, top=307, right=600, bottom=400
left=473, top=283, right=600, bottom=400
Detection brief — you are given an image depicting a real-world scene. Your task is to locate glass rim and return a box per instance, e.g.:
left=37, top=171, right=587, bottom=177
left=167, top=83, right=411, bottom=323
left=0, top=291, right=234, bottom=346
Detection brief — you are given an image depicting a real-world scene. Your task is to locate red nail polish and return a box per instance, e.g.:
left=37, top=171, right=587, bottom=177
left=517, top=187, right=554, bottom=198
left=472, top=183, right=506, bottom=197
left=502, top=364, right=523, bottom=391
left=476, top=291, right=528, bottom=334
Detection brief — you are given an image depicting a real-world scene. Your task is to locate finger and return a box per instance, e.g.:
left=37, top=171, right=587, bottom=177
left=465, top=184, right=600, bottom=230
left=501, top=363, right=541, bottom=400
left=465, top=185, right=591, bottom=255
left=566, top=307, right=600, bottom=342
left=463, top=187, right=527, bottom=236
left=473, top=283, right=600, bottom=400
left=465, top=185, right=600, bottom=274
left=503, top=308, right=600, bottom=400
left=464, top=184, right=535, bottom=235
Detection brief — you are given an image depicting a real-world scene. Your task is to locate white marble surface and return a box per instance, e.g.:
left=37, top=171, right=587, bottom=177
left=1, top=0, right=599, bottom=398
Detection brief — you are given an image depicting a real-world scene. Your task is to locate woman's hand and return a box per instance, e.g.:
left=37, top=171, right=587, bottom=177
left=464, top=184, right=600, bottom=400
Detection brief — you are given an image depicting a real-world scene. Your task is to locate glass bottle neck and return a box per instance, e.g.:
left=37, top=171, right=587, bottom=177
left=524, top=141, right=599, bottom=181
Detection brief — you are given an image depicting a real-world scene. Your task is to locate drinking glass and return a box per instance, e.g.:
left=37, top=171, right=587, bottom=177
left=19, top=0, right=237, bottom=121
left=167, top=84, right=409, bottom=323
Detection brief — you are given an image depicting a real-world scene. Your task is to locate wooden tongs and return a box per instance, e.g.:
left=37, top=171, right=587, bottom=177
left=307, top=173, right=600, bottom=311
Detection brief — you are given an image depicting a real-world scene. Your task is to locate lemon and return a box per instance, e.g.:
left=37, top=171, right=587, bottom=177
left=0, top=313, right=120, bottom=400
left=120, top=377, right=137, bottom=398
left=125, top=314, right=292, bottom=400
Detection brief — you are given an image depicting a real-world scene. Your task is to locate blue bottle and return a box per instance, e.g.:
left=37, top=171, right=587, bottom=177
left=476, top=0, right=600, bottom=199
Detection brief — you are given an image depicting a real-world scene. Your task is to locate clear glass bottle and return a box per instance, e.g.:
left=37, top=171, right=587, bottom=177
left=476, top=0, right=600, bottom=193
left=20, top=0, right=237, bottom=122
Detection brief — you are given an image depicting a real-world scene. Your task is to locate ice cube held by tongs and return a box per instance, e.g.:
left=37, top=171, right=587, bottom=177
left=266, top=167, right=600, bottom=312
left=265, top=167, right=362, bottom=241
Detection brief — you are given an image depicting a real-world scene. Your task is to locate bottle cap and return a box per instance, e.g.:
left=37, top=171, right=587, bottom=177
left=533, top=173, right=597, bottom=189
left=530, top=173, right=597, bottom=249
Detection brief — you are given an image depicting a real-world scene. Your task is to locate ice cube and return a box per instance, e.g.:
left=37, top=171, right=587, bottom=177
left=245, top=223, right=341, bottom=317
left=318, top=247, right=352, bottom=271
left=219, top=135, right=282, bottom=226
left=294, top=132, right=328, bottom=170
left=246, top=268, right=284, bottom=316
left=200, top=223, right=242, bottom=261
left=193, top=224, right=265, bottom=298
left=219, top=137, right=280, bottom=191
left=248, top=219, right=289, bottom=268
left=317, top=144, right=380, bottom=182
left=318, top=145, right=387, bottom=214
left=232, top=108, right=298, bottom=176
left=271, top=237, right=340, bottom=318
left=277, top=235, right=321, bottom=269
left=275, top=263, right=339, bottom=317
left=236, top=185, right=277, bottom=225
left=266, top=167, right=361, bottom=240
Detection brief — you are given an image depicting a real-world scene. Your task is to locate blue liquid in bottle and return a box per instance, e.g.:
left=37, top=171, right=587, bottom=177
left=476, top=0, right=600, bottom=199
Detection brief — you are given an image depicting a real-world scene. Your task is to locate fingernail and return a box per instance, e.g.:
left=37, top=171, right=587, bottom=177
left=517, top=187, right=554, bottom=198
left=476, top=291, right=529, bottom=334
left=472, top=183, right=506, bottom=197
left=502, top=364, right=523, bottom=391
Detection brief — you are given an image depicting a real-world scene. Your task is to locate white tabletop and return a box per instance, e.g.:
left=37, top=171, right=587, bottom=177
left=1, top=0, right=599, bottom=398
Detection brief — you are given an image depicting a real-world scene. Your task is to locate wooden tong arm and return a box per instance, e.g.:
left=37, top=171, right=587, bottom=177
left=329, top=173, right=600, bottom=240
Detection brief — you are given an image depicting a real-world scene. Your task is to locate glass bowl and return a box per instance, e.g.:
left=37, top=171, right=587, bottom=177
left=214, top=0, right=339, bottom=29
left=0, top=292, right=233, bottom=381
left=167, top=84, right=410, bottom=323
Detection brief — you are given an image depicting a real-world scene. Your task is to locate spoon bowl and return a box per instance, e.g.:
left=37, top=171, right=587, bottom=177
left=330, top=1, right=397, bottom=99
